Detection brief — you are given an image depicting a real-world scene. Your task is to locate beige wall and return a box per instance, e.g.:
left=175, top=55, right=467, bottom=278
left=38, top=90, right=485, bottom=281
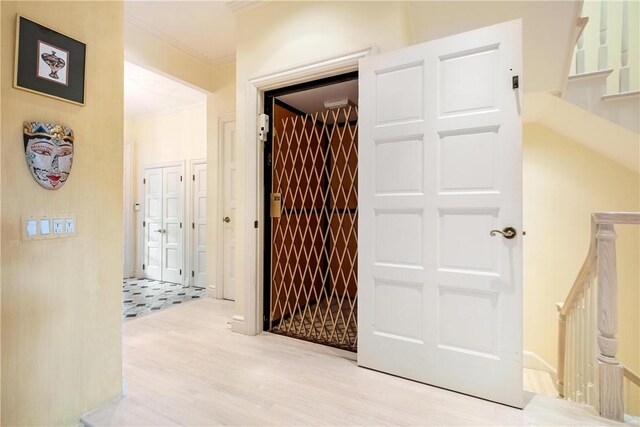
left=125, top=20, right=213, bottom=92
left=234, top=0, right=413, bottom=326
left=1, top=2, right=123, bottom=426
left=523, top=123, right=639, bottom=395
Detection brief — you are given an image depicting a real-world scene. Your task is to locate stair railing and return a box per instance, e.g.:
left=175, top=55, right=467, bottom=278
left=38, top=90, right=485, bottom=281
left=557, top=212, right=639, bottom=421
left=571, top=0, right=635, bottom=93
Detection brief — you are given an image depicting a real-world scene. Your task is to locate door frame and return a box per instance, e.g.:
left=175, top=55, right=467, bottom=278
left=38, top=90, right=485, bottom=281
left=190, top=158, right=207, bottom=287
left=139, top=160, right=186, bottom=284
left=216, top=113, right=236, bottom=299
left=262, top=71, right=360, bottom=333
left=237, top=47, right=375, bottom=336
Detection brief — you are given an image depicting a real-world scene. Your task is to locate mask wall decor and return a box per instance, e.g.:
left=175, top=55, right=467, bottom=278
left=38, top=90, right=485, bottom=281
left=23, top=121, right=74, bottom=190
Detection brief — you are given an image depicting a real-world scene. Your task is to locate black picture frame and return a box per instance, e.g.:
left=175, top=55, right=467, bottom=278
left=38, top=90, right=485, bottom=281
left=14, top=15, right=86, bottom=106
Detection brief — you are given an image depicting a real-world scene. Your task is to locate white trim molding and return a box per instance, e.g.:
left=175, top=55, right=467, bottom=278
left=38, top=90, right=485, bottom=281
left=237, top=47, right=376, bottom=336
left=231, top=315, right=246, bottom=334
left=524, top=350, right=559, bottom=388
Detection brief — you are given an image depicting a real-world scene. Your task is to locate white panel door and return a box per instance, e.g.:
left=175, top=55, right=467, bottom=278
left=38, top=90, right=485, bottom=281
left=223, top=119, right=237, bottom=300
left=192, top=163, right=207, bottom=287
left=162, top=166, right=183, bottom=284
left=358, top=20, right=523, bottom=408
left=144, top=168, right=163, bottom=281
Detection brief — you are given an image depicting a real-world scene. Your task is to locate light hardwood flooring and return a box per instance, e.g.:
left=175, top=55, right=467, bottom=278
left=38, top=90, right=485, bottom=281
left=82, top=297, right=628, bottom=426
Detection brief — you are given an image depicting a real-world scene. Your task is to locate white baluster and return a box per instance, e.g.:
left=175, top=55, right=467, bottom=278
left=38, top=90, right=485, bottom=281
left=576, top=30, right=586, bottom=74
left=619, top=0, right=630, bottom=92
left=597, top=223, right=624, bottom=421
left=576, top=292, right=584, bottom=403
left=557, top=306, right=567, bottom=397
left=591, top=272, right=600, bottom=411
left=598, top=0, right=609, bottom=70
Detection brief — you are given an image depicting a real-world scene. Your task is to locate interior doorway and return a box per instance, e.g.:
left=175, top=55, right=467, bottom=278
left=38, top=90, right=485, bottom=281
left=263, top=72, right=359, bottom=351
left=123, top=61, right=208, bottom=320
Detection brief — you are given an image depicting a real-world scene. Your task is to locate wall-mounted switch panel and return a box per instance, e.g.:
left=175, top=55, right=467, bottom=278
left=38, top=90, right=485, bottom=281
left=21, top=214, right=77, bottom=241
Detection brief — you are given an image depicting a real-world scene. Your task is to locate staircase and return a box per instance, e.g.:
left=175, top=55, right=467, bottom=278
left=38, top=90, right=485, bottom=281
left=563, top=0, right=639, bottom=134
left=556, top=213, right=640, bottom=422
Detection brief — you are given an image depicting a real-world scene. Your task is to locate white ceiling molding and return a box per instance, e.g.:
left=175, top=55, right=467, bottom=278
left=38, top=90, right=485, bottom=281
left=124, top=14, right=215, bottom=69
left=225, top=1, right=262, bottom=13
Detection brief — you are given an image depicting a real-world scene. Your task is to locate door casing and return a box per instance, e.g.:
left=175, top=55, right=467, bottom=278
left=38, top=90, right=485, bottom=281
left=238, top=48, right=375, bottom=335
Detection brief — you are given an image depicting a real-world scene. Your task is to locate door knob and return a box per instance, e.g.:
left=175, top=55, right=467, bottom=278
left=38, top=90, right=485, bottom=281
left=490, top=227, right=517, bottom=239
left=223, top=217, right=231, bottom=223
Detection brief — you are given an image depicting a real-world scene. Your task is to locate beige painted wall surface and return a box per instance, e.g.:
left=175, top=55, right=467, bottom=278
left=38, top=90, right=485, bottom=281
left=207, top=62, right=236, bottom=293
left=125, top=20, right=213, bottom=93
left=1, top=2, right=123, bottom=426
left=523, top=124, right=639, bottom=402
left=234, top=0, right=413, bottom=325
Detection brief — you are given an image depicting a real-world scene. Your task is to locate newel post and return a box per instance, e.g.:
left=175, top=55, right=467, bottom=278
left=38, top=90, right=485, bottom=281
left=596, top=223, right=624, bottom=421
left=557, top=304, right=566, bottom=397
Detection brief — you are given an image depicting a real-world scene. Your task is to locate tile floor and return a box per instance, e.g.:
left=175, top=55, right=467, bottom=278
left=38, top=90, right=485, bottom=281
left=122, top=278, right=205, bottom=320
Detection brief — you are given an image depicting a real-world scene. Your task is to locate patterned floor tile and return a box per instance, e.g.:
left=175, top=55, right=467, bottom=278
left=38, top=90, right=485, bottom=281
left=122, top=278, right=205, bottom=320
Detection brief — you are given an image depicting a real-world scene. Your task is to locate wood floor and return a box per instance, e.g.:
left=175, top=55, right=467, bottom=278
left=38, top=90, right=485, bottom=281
left=82, top=297, right=627, bottom=426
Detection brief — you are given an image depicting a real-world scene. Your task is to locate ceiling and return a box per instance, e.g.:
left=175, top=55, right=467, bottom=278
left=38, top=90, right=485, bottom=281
left=278, top=80, right=358, bottom=115
left=124, top=61, right=207, bottom=118
left=124, top=1, right=237, bottom=67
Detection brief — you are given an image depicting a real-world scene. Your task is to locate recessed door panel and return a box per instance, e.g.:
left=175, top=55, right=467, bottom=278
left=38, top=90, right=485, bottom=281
left=144, top=168, right=163, bottom=281
left=192, top=162, right=207, bottom=287
left=162, top=166, right=183, bottom=284
left=223, top=120, right=237, bottom=300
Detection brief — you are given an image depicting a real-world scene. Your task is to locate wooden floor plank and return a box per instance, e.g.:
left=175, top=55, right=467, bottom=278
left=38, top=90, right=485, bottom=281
left=82, top=297, right=626, bottom=426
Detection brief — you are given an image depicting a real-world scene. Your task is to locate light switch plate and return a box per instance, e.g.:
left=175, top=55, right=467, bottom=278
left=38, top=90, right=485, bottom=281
left=40, top=218, right=52, bottom=238
left=64, top=215, right=77, bottom=236
left=21, top=216, right=39, bottom=241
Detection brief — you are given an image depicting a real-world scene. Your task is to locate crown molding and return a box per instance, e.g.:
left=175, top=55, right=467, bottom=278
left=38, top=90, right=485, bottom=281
left=225, top=1, right=262, bottom=13
left=125, top=13, right=233, bottom=70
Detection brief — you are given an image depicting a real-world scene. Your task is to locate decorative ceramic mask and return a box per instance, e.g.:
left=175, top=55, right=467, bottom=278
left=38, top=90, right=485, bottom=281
left=23, top=121, right=74, bottom=190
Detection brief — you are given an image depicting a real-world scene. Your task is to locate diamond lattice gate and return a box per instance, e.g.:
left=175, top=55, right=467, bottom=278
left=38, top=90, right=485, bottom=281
left=268, top=104, right=358, bottom=351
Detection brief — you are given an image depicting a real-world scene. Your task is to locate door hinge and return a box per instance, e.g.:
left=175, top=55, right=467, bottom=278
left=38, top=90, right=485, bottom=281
left=254, top=220, right=259, bottom=229
left=143, top=178, right=146, bottom=184
left=192, top=222, right=195, bottom=229
left=142, top=264, right=145, bottom=270
left=192, top=271, right=195, bottom=277
left=258, top=113, right=269, bottom=141
left=180, top=175, right=183, bottom=182
left=512, top=75, right=519, bottom=89
left=143, top=221, right=146, bottom=227
left=192, top=174, right=195, bottom=181
left=179, top=269, right=182, bottom=275
left=180, top=222, right=182, bottom=229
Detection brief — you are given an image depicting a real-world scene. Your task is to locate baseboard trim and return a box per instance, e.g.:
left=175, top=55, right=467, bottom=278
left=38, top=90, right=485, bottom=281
left=231, top=314, right=246, bottom=334
left=524, top=350, right=558, bottom=387
left=208, top=285, right=217, bottom=296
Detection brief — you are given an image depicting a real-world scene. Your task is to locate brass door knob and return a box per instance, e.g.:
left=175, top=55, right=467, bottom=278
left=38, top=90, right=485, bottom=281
left=223, top=217, right=231, bottom=223
left=490, top=227, right=517, bottom=239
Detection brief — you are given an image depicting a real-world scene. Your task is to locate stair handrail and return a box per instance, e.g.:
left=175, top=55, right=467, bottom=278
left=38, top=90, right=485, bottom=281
left=624, top=367, right=640, bottom=388
left=557, top=212, right=640, bottom=421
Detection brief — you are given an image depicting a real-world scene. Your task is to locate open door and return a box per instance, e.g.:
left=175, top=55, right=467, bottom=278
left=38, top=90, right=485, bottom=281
left=358, top=20, right=523, bottom=407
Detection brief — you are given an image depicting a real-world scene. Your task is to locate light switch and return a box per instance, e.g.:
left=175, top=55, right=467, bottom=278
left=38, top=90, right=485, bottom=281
left=26, top=219, right=37, bottom=237
left=65, top=217, right=75, bottom=234
left=53, top=219, right=63, bottom=235
left=40, top=219, right=51, bottom=235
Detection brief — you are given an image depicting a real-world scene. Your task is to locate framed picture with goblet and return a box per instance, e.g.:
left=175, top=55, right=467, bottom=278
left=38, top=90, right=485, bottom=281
left=14, top=15, right=86, bottom=106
